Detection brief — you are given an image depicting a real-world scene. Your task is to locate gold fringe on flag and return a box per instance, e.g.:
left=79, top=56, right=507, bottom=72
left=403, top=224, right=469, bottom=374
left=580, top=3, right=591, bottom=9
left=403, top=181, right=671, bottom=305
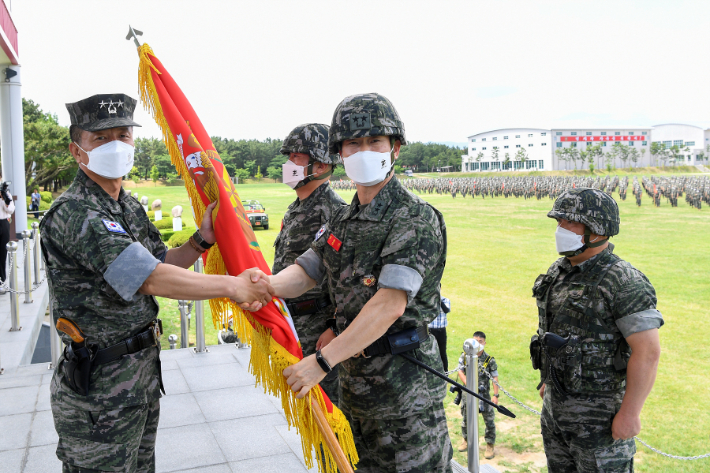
left=137, top=43, right=358, bottom=472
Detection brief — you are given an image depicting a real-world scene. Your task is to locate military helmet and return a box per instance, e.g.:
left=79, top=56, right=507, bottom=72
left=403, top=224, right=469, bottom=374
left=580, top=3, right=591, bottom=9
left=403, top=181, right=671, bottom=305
left=280, top=123, right=341, bottom=165
left=548, top=187, right=620, bottom=236
left=328, top=93, right=407, bottom=154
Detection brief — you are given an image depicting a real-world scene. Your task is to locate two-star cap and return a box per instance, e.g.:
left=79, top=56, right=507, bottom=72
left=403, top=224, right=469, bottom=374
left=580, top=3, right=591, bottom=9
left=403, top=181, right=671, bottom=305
left=65, top=93, right=141, bottom=132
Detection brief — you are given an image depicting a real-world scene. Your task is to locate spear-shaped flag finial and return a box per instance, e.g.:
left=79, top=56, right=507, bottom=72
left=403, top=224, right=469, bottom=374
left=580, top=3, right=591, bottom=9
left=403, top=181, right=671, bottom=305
left=126, top=25, right=143, bottom=49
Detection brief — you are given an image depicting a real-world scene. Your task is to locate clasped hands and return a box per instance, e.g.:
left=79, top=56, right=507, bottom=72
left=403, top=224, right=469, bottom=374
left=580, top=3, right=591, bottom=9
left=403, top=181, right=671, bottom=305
left=231, top=269, right=274, bottom=312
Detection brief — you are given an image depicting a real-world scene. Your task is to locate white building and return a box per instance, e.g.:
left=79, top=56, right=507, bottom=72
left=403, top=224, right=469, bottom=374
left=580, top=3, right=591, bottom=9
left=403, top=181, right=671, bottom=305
left=461, top=123, right=710, bottom=172
left=462, top=128, right=552, bottom=172
left=552, top=128, right=651, bottom=170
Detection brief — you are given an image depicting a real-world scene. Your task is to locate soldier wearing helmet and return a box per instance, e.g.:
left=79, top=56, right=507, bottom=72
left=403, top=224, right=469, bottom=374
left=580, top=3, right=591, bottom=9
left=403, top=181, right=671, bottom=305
left=272, top=123, right=346, bottom=406
left=531, top=187, right=663, bottom=473
left=271, top=93, right=453, bottom=472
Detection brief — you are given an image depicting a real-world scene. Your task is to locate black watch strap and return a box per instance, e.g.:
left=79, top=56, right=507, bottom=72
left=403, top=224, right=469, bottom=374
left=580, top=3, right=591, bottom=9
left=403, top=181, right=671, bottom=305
left=315, top=350, right=332, bottom=373
left=192, top=230, right=214, bottom=249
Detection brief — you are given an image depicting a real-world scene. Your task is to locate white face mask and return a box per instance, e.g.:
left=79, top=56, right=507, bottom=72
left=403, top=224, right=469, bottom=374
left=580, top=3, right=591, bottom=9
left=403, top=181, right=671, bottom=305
left=343, top=149, right=392, bottom=186
left=76, top=140, right=135, bottom=179
left=555, top=225, right=584, bottom=255
left=282, top=161, right=315, bottom=189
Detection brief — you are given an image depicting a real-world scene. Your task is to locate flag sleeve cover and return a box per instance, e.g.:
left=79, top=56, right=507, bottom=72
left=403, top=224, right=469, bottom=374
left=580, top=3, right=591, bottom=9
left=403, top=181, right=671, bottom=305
left=137, top=43, right=357, bottom=472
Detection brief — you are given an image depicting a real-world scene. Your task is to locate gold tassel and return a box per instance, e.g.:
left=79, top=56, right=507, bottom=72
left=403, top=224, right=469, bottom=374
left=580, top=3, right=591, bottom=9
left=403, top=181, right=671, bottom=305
left=138, top=43, right=358, bottom=472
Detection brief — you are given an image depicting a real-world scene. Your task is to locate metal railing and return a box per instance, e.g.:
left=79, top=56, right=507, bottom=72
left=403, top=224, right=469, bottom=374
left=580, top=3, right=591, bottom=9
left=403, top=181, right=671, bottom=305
left=172, top=258, right=207, bottom=352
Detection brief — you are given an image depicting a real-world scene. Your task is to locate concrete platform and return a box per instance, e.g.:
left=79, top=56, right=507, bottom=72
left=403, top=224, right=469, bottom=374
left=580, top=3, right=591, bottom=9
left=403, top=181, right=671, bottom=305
left=0, top=344, right=322, bottom=473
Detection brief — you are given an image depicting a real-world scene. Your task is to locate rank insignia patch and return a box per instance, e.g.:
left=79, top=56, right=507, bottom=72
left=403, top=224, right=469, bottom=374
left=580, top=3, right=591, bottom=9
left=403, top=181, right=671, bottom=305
left=362, top=275, right=376, bottom=287
left=327, top=233, right=342, bottom=251
left=315, top=225, right=326, bottom=241
left=102, top=219, right=127, bottom=234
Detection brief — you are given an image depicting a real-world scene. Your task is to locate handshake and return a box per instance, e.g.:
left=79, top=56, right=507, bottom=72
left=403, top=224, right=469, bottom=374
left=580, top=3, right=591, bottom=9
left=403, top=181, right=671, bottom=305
left=231, top=268, right=275, bottom=312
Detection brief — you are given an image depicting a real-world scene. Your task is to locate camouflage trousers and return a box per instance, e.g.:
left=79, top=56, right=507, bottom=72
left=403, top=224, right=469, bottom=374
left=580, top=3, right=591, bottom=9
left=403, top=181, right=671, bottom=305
left=293, top=313, right=340, bottom=406
left=541, top=384, right=635, bottom=473
left=52, top=388, right=160, bottom=473
left=460, top=394, right=496, bottom=444
left=344, top=402, right=453, bottom=473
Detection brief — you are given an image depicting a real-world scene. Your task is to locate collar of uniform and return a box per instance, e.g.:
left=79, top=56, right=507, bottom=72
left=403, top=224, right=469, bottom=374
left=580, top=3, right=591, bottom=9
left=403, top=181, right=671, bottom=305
left=344, top=176, right=401, bottom=222
left=75, top=169, right=123, bottom=216
left=288, top=181, right=330, bottom=213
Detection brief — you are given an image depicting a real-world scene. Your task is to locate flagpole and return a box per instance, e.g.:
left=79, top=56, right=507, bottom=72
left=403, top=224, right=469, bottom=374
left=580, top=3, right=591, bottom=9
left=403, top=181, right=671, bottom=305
left=310, top=397, right=354, bottom=473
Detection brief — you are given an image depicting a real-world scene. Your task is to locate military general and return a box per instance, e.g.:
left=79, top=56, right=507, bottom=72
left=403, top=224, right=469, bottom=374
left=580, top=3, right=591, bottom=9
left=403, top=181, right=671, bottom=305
left=40, top=93, right=273, bottom=473
left=273, top=123, right=347, bottom=405
left=531, top=187, right=663, bottom=473
left=270, top=93, right=452, bottom=472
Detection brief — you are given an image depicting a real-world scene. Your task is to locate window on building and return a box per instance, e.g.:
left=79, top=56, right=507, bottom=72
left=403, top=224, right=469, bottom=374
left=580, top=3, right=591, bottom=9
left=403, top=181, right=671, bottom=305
left=642, top=132, right=648, bottom=135
left=515, top=135, right=520, bottom=138
left=587, top=142, right=593, bottom=147
left=472, top=148, right=476, bottom=151
left=602, top=142, right=607, bottom=147
left=516, top=144, right=521, bottom=148
left=615, top=132, right=620, bottom=136
left=571, top=132, right=577, bottom=136
left=539, top=160, right=544, bottom=169
left=556, top=132, right=562, bottom=136
left=493, top=146, right=498, bottom=149
left=601, top=132, right=607, bottom=136
left=492, top=162, right=501, bottom=170
left=472, top=139, right=476, bottom=142
left=482, top=147, right=487, bottom=150
left=504, top=145, right=509, bottom=149
left=663, top=141, right=672, bottom=148
left=629, top=142, right=634, bottom=146
left=642, top=141, right=647, bottom=145
left=528, top=134, right=533, bottom=137
left=472, top=162, right=479, bottom=170
left=529, top=144, right=533, bottom=147
left=526, top=160, right=536, bottom=169
left=571, top=143, right=577, bottom=148
left=541, top=132, right=547, bottom=136
left=514, top=161, right=523, bottom=170
left=481, top=162, right=490, bottom=171
left=482, top=138, right=486, bottom=141
left=629, top=132, right=634, bottom=135
left=686, top=141, right=695, bottom=146
left=673, top=140, right=683, bottom=146
left=504, top=136, right=508, bottom=139
left=586, top=132, right=592, bottom=136
left=493, top=137, right=497, bottom=140
left=556, top=142, right=562, bottom=148
left=465, top=163, right=469, bottom=171
left=542, top=142, right=547, bottom=146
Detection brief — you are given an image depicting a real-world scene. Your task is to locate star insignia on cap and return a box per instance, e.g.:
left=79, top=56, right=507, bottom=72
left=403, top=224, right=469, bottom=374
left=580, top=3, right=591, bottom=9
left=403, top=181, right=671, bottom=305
left=98, top=100, right=108, bottom=109
left=107, top=100, right=117, bottom=114
left=117, top=100, right=124, bottom=108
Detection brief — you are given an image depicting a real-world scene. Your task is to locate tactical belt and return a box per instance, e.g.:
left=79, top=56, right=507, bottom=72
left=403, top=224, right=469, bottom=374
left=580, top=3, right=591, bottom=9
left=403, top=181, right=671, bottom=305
left=286, top=297, right=331, bottom=317
left=93, top=320, right=163, bottom=366
left=357, top=325, right=429, bottom=358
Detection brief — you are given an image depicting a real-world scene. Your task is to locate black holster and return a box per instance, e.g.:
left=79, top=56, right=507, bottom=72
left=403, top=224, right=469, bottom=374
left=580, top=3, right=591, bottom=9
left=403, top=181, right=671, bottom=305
left=529, top=334, right=542, bottom=371
left=62, top=342, right=97, bottom=396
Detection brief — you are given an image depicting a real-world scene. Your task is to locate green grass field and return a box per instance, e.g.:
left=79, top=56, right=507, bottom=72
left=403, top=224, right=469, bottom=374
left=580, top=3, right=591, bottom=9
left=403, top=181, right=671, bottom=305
left=128, top=177, right=709, bottom=473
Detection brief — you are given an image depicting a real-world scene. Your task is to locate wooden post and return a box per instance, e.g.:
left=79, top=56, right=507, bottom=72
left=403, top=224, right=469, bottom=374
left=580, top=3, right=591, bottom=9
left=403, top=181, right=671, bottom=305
left=310, top=397, right=354, bottom=473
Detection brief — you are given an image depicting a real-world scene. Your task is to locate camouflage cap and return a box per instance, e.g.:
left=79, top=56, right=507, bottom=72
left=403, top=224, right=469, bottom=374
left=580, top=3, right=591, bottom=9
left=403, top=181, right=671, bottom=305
left=280, top=123, right=340, bottom=165
left=66, top=94, right=141, bottom=132
left=328, top=93, right=407, bottom=154
left=548, top=187, right=620, bottom=236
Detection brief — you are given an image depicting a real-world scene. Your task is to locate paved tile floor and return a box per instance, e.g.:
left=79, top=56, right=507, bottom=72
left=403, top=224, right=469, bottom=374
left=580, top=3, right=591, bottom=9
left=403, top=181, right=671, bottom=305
left=0, top=344, right=319, bottom=473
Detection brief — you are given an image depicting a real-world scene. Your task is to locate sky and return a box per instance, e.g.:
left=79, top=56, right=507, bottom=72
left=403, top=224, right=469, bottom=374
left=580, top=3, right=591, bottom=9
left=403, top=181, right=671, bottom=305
left=12, top=0, right=710, bottom=146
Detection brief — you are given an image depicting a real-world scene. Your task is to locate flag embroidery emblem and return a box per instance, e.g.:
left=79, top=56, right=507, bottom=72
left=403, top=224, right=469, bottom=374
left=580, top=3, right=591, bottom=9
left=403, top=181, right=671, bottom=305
left=315, top=225, right=326, bottom=241
left=102, top=219, right=127, bottom=234
left=327, top=233, right=342, bottom=251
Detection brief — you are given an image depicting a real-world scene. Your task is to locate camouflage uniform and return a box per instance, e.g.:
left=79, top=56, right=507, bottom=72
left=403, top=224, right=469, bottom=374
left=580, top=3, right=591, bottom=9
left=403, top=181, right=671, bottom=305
left=40, top=95, right=165, bottom=473
left=458, top=351, right=497, bottom=445
left=532, top=188, right=664, bottom=473
left=274, top=123, right=346, bottom=405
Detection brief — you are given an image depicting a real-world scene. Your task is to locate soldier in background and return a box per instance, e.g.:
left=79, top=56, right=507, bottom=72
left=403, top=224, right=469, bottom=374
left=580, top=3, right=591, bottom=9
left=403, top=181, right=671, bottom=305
left=271, top=93, right=452, bottom=472
left=531, top=188, right=663, bottom=473
left=40, top=94, right=273, bottom=472
left=272, top=123, right=346, bottom=405
left=457, top=331, right=499, bottom=459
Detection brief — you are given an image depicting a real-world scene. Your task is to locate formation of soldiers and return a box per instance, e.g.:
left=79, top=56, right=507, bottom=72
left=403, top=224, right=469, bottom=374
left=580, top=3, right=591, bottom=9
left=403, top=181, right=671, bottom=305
left=391, top=175, right=710, bottom=210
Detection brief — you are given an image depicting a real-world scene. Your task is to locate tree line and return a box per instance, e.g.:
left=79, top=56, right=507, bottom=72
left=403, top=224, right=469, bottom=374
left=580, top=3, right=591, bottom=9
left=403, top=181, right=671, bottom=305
left=554, top=142, right=708, bottom=172
left=3, top=99, right=467, bottom=194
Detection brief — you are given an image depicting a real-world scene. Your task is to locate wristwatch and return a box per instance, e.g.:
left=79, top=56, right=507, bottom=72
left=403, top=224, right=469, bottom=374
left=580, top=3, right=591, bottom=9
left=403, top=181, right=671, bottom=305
left=325, top=318, right=338, bottom=335
left=315, top=350, right=333, bottom=374
left=493, top=394, right=499, bottom=398
left=192, top=230, right=215, bottom=249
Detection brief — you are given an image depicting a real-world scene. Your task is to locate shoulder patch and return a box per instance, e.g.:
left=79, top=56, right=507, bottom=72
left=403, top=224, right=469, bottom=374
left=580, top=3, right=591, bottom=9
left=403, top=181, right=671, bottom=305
left=102, top=219, right=127, bottom=234
left=315, top=225, right=327, bottom=241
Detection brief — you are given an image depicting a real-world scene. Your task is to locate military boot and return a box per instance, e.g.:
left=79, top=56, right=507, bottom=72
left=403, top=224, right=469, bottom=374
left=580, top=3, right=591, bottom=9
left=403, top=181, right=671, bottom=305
left=484, top=443, right=495, bottom=459
left=457, top=439, right=468, bottom=452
